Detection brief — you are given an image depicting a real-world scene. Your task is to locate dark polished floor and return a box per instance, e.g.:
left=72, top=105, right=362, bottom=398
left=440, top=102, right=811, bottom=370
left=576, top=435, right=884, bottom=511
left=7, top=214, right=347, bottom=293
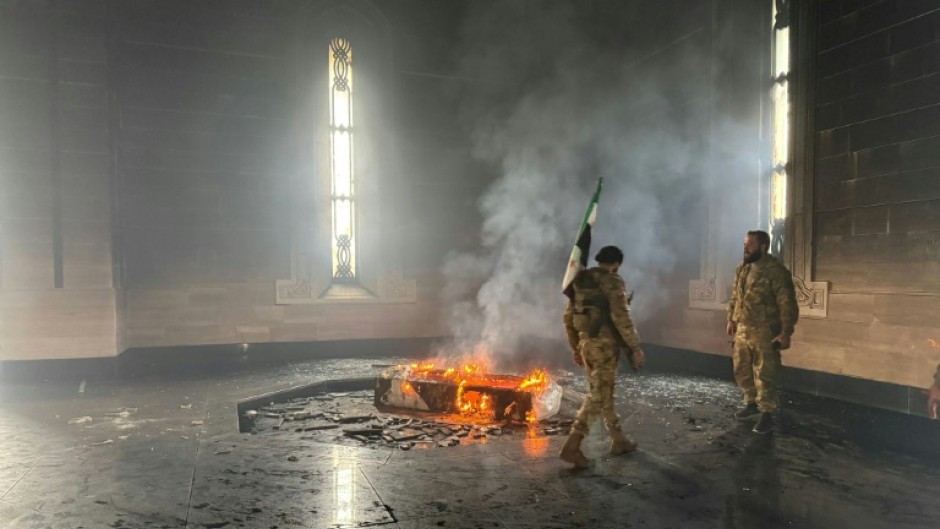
left=1, top=357, right=939, bottom=529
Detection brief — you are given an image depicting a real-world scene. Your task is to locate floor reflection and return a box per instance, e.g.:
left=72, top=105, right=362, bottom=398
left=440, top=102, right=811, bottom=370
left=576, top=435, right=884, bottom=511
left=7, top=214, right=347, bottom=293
left=726, top=435, right=783, bottom=528
left=522, top=428, right=550, bottom=457
left=332, top=445, right=358, bottom=525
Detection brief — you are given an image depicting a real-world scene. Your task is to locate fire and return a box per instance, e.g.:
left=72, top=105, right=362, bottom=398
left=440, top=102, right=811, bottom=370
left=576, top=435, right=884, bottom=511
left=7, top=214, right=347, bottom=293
left=518, top=369, right=548, bottom=394
left=929, top=339, right=940, bottom=350
left=457, top=383, right=490, bottom=415
left=395, top=360, right=551, bottom=420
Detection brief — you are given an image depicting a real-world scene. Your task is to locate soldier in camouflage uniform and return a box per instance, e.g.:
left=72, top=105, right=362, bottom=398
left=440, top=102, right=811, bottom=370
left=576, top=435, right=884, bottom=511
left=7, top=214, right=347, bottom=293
left=727, top=230, right=799, bottom=435
left=559, top=246, right=645, bottom=467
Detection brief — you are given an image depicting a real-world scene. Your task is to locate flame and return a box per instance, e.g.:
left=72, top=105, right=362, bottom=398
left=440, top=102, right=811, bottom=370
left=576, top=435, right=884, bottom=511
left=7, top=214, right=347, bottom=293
left=929, top=339, right=940, bottom=350
left=394, top=360, right=550, bottom=420
left=518, top=369, right=548, bottom=394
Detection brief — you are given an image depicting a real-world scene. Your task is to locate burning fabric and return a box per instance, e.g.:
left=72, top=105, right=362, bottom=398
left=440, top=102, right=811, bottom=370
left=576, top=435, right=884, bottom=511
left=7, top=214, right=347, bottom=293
left=375, top=363, right=562, bottom=423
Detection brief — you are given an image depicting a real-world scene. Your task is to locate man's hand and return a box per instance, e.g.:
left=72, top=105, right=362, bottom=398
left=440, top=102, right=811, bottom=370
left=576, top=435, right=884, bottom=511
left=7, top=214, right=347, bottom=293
left=771, top=333, right=792, bottom=351
left=929, top=384, right=940, bottom=419
left=726, top=321, right=737, bottom=337
left=629, top=347, right=645, bottom=372
left=572, top=350, right=584, bottom=367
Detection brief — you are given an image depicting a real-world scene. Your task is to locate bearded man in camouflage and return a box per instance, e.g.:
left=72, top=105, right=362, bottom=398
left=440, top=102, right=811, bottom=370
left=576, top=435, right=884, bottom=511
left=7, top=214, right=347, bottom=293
left=560, top=245, right=644, bottom=467
left=727, top=230, right=799, bottom=435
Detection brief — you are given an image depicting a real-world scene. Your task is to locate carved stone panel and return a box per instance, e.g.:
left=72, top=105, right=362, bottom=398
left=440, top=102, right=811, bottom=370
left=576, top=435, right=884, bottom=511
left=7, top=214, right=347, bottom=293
left=792, top=275, right=828, bottom=318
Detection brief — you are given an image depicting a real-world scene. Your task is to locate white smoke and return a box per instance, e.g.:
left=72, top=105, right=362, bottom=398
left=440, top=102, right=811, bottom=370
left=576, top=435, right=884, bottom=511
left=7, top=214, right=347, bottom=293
left=438, top=1, right=745, bottom=367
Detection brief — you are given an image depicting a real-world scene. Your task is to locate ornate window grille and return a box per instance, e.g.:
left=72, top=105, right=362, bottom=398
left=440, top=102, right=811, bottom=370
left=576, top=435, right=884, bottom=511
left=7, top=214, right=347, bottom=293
left=769, top=0, right=790, bottom=258
left=329, top=37, right=356, bottom=281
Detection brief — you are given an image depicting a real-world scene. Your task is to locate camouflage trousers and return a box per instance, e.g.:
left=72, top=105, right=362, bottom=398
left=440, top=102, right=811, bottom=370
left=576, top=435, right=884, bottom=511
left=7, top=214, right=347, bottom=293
left=732, top=325, right=781, bottom=413
left=572, top=335, right=622, bottom=437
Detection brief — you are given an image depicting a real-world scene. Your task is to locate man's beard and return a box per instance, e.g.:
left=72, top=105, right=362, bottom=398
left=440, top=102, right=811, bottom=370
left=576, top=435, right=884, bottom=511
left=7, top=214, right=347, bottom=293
left=743, top=249, right=763, bottom=264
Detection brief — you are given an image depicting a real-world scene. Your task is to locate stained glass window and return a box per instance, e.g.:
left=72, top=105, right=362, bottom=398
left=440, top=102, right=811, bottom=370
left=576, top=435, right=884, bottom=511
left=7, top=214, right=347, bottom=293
left=329, top=37, right=356, bottom=280
left=769, top=0, right=790, bottom=256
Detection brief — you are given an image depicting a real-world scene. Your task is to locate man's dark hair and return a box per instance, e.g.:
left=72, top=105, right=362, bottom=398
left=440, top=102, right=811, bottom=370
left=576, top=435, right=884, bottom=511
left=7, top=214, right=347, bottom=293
left=747, top=230, right=771, bottom=249
left=595, top=245, right=624, bottom=264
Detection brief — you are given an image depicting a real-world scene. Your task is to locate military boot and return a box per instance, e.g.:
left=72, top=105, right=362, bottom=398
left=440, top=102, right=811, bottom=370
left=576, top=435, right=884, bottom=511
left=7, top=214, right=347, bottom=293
left=734, top=403, right=760, bottom=421
left=752, top=412, right=774, bottom=435
left=609, top=430, right=638, bottom=455
left=559, top=432, right=590, bottom=467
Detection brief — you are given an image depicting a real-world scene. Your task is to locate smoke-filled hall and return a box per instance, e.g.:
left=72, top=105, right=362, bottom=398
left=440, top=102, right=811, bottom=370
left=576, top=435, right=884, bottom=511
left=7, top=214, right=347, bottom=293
left=1, top=1, right=939, bottom=528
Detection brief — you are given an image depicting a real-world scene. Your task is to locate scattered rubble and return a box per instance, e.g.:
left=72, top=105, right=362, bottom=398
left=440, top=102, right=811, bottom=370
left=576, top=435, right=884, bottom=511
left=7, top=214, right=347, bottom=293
left=241, top=389, right=576, bottom=451
left=104, top=408, right=137, bottom=418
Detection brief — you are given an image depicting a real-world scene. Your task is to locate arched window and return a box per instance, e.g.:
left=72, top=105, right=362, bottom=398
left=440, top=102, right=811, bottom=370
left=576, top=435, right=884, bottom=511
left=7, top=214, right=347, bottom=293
left=328, top=37, right=356, bottom=281
left=769, top=0, right=790, bottom=258
left=275, top=2, right=415, bottom=305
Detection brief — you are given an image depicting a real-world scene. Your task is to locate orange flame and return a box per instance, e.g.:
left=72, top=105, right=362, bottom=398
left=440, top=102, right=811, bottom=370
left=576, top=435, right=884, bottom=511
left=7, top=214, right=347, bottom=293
left=518, top=369, right=548, bottom=394
left=929, top=339, right=940, bottom=350
left=396, top=360, right=550, bottom=420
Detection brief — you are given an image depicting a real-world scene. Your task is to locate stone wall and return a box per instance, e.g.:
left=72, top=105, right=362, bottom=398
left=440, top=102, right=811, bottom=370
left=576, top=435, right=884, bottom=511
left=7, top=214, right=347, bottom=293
left=656, top=0, right=940, bottom=392
left=0, top=2, right=117, bottom=360
left=800, top=0, right=940, bottom=387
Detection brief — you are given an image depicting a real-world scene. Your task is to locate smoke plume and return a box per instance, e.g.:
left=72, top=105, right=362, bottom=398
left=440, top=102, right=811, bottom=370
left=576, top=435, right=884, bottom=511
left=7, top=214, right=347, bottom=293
left=440, top=0, right=727, bottom=367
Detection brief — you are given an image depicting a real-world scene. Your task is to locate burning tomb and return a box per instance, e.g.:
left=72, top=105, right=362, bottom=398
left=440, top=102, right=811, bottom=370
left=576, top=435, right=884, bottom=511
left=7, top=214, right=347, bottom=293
left=375, top=363, right=562, bottom=423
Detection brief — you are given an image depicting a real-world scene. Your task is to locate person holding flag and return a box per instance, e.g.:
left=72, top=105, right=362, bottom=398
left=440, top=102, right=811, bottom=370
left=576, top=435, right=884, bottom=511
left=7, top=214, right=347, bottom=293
left=559, top=179, right=645, bottom=468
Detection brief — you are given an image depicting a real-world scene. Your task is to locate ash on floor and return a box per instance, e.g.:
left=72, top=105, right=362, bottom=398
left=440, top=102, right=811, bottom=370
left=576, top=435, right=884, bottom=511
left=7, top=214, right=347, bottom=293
left=244, top=389, right=577, bottom=450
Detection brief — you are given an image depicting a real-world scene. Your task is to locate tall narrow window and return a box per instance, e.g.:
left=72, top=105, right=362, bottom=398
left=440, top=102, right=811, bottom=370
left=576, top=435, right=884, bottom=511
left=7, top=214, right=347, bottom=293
left=329, top=37, right=356, bottom=281
left=769, top=0, right=790, bottom=257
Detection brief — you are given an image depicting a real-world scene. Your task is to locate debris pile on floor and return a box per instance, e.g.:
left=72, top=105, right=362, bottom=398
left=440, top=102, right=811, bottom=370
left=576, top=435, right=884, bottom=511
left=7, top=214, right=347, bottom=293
left=242, top=389, right=575, bottom=450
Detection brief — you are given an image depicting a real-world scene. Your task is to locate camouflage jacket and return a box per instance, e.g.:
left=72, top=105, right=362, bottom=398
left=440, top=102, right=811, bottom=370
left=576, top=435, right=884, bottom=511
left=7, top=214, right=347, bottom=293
left=563, top=267, right=642, bottom=352
left=728, top=253, right=799, bottom=336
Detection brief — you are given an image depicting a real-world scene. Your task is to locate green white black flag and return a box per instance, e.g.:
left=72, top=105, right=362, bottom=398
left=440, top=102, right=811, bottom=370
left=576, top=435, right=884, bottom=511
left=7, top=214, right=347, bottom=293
left=562, top=178, right=603, bottom=300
